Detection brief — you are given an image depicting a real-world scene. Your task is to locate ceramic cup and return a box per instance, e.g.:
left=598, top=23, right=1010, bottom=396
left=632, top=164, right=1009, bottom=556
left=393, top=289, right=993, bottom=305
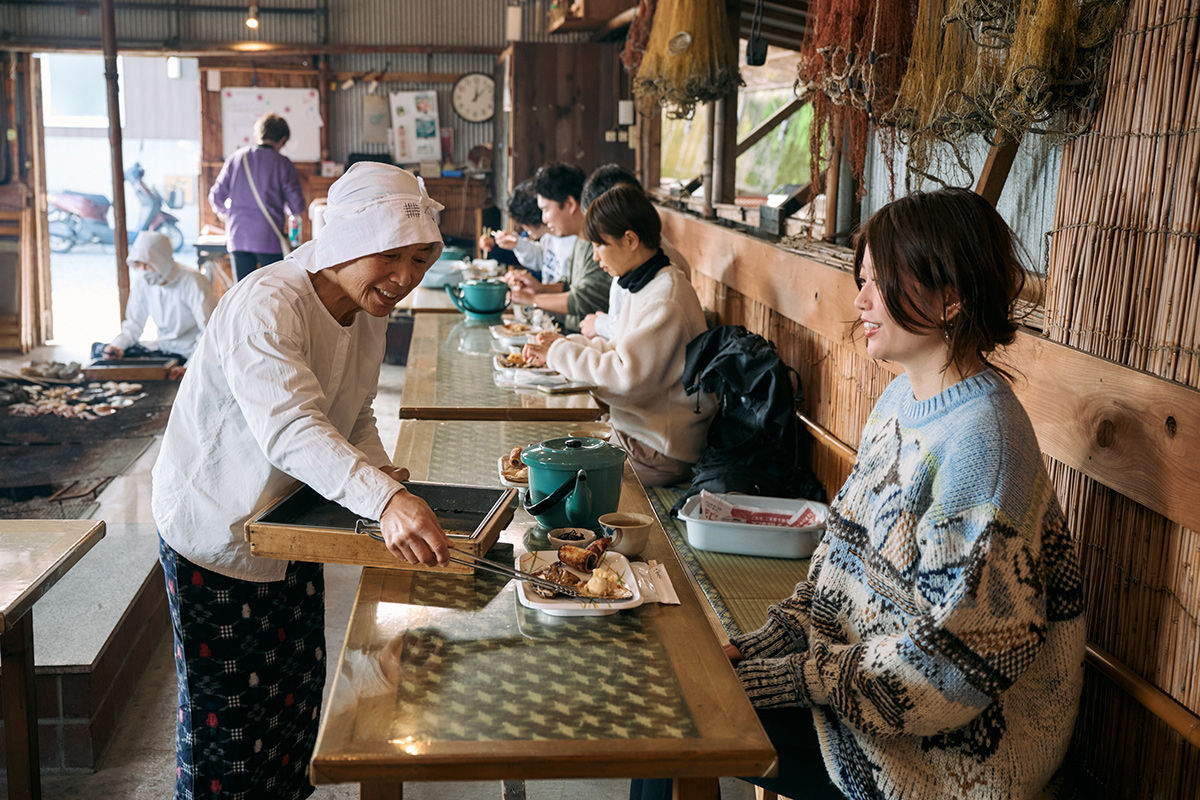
left=598, top=511, right=655, bottom=557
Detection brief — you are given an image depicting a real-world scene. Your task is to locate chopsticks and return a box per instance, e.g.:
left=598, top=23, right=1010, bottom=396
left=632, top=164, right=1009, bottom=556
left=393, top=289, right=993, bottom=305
left=448, top=551, right=581, bottom=597
left=354, top=520, right=580, bottom=597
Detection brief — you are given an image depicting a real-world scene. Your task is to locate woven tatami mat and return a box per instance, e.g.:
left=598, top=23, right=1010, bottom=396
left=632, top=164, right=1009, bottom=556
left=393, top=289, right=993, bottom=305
left=647, top=487, right=809, bottom=638
left=0, top=496, right=100, bottom=520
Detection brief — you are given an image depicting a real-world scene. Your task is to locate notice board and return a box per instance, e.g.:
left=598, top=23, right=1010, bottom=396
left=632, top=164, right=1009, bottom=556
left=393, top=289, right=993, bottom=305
left=220, top=87, right=322, bottom=162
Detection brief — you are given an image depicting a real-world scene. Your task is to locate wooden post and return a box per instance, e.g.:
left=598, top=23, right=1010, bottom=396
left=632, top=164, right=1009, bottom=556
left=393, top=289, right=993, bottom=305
left=318, top=54, right=331, bottom=162
left=701, top=102, right=715, bottom=219
left=823, top=109, right=842, bottom=242
left=100, top=0, right=129, bottom=321
left=974, top=132, right=1021, bottom=207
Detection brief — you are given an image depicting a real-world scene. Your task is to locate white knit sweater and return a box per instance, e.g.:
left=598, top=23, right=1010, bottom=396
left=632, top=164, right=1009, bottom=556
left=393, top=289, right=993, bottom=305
left=546, top=264, right=715, bottom=463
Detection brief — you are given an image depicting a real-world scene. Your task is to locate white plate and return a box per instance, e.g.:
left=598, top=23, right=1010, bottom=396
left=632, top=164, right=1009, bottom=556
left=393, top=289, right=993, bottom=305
left=497, top=455, right=528, bottom=488
left=516, top=550, right=643, bottom=616
left=489, top=324, right=533, bottom=348
left=494, top=354, right=557, bottom=375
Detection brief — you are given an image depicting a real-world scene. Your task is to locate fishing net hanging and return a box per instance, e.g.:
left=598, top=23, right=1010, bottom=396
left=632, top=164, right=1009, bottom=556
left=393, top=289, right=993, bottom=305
left=633, top=0, right=742, bottom=119
left=885, top=0, right=1127, bottom=182
left=794, top=0, right=917, bottom=196
left=622, top=0, right=658, bottom=76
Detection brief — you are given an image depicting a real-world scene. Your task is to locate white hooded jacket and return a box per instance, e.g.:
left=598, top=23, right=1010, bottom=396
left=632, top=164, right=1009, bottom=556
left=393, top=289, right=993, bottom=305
left=152, top=163, right=443, bottom=581
left=111, top=231, right=214, bottom=358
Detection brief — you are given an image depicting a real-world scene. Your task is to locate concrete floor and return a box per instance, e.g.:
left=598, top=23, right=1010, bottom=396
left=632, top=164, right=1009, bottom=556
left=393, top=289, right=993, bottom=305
left=1, top=269, right=757, bottom=799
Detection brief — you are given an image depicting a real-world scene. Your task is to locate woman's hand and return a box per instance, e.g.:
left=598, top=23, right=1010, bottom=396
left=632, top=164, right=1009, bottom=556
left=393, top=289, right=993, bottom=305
left=102, top=344, right=124, bottom=360
left=478, top=233, right=496, bottom=254
left=378, top=488, right=449, bottom=566
left=522, top=331, right=562, bottom=366
left=724, top=643, right=744, bottom=662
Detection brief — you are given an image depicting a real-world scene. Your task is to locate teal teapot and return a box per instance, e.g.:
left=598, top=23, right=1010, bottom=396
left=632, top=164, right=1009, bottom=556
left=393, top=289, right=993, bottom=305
left=521, top=437, right=626, bottom=530
left=446, top=278, right=508, bottom=321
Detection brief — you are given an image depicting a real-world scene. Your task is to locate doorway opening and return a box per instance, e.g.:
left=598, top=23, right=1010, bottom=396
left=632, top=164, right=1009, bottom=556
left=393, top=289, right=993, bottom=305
left=40, top=52, right=201, bottom=351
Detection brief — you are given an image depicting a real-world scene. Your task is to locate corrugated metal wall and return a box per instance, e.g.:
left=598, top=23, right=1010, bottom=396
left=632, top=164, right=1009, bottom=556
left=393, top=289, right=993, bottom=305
left=861, top=133, right=1062, bottom=276
left=0, top=0, right=588, bottom=49
left=328, top=52, right=498, bottom=166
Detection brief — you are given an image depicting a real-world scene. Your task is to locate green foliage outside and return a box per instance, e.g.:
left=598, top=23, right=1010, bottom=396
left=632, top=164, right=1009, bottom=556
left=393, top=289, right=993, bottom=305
left=659, top=89, right=813, bottom=197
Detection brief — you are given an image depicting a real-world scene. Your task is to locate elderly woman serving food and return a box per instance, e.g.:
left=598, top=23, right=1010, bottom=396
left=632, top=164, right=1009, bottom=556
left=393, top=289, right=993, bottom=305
left=151, top=162, right=450, bottom=800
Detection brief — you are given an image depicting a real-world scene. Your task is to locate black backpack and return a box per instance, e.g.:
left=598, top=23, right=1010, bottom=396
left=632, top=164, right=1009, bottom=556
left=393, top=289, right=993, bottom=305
left=672, top=325, right=826, bottom=514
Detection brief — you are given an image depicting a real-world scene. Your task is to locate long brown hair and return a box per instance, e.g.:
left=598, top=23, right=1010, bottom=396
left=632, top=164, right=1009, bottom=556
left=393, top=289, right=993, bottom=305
left=852, top=187, right=1029, bottom=381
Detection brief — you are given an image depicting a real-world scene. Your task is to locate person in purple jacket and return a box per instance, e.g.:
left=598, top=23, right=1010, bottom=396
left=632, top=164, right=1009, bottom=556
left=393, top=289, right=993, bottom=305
left=209, top=112, right=307, bottom=281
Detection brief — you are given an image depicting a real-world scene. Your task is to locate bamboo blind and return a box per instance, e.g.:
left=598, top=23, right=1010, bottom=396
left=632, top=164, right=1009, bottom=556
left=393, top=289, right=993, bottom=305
left=1045, top=0, right=1200, bottom=386
left=1039, top=0, right=1200, bottom=791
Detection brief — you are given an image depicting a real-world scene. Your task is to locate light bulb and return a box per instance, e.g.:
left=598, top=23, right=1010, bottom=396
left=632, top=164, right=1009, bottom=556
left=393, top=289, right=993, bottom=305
left=246, top=4, right=259, bottom=28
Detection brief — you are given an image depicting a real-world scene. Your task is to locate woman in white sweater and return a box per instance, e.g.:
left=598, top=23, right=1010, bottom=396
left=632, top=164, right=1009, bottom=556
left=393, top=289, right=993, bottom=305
left=523, top=184, right=715, bottom=486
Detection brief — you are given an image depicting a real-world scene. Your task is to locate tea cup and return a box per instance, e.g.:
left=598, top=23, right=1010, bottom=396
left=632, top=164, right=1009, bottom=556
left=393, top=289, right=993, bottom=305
left=598, top=512, right=655, bottom=557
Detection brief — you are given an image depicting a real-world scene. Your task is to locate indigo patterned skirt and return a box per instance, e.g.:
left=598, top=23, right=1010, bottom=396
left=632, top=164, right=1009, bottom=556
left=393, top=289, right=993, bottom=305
left=159, top=534, right=326, bottom=800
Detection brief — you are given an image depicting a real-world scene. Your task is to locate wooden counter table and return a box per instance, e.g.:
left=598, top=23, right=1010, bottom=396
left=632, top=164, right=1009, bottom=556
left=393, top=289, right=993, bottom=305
left=309, top=420, right=775, bottom=798
left=399, top=313, right=602, bottom=422
left=1, top=520, right=106, bottom=800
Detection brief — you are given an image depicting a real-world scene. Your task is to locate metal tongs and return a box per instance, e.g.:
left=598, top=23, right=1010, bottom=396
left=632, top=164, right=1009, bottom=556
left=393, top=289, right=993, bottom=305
left=354, top=520, right=580, bottom=597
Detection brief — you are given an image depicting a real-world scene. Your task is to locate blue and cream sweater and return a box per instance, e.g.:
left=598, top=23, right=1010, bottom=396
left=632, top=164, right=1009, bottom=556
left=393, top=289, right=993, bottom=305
left=732, top=370, right=1086, bottom=800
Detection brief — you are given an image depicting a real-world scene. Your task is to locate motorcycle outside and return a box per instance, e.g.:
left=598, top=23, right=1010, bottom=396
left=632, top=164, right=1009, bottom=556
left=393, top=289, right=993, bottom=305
left=47, top=162, right=185, bottom=254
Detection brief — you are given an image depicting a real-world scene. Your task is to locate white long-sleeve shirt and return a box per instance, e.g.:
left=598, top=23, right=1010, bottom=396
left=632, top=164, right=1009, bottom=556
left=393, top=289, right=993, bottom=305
left=110, top=266, right=214, bottom=358
left=151, top=258, right=400, bottom=581
left=547, top=264, right=715, bottom=463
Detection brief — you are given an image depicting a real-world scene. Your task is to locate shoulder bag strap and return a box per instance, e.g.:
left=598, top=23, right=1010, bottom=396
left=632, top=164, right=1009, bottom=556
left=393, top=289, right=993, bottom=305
left=240, top=148, right=291, bottom=255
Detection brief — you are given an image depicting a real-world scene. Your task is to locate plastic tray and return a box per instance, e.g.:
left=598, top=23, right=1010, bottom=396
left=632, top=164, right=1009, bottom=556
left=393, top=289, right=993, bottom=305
left=676, top=493, right=827, bottom=559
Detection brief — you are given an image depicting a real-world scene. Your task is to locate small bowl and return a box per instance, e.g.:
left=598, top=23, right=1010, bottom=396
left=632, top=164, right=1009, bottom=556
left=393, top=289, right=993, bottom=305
left=547, top=527, right=597, bottom=549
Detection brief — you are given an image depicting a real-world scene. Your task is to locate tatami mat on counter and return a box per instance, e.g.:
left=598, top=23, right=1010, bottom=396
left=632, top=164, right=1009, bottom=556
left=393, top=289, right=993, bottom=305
left=647, top=487, right=809, bottom=638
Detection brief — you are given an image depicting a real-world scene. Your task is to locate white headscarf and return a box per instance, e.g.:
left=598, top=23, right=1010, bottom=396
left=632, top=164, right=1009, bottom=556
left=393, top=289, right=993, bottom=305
left=289, top=162, right=445, bottom=274
left=127, top=230, right=181, bottom=286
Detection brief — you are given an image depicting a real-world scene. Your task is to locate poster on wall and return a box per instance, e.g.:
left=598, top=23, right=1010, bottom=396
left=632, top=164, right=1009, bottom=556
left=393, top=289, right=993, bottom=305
left=388, top=90, right=441, bottom=164
left=361, top=94, right=391, bottom=145
left=221, top=87, right=322, bottom=162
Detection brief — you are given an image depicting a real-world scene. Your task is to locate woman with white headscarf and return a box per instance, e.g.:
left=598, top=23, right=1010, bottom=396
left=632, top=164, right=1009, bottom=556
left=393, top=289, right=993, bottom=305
left=95, top=229, right=214, bottom=370
left=152, top=163, right=449, bottom=800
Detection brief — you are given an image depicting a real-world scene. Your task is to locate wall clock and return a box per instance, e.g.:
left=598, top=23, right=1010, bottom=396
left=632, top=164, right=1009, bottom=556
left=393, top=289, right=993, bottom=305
left=451, top=72, right=496, bottom=123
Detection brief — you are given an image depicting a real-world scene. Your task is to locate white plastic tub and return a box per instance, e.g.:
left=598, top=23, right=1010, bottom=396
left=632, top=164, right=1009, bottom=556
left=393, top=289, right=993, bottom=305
left=677, top=493, right=828, bottom=559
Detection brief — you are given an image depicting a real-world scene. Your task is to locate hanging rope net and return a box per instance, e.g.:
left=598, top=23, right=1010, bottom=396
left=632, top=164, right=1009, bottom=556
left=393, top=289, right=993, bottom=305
left=795, top=0, right=917, bottom=196
left=885, top=0, right=1128, bottom=181
left=633, top=0, right=743, bottom=119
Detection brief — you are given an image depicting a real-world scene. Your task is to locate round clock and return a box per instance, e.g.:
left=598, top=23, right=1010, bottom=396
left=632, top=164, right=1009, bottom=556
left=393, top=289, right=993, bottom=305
left=451, top=72, right=496, bottom=123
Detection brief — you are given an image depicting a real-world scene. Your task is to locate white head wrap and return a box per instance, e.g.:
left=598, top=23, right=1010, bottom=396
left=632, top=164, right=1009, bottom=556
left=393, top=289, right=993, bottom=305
left=291, top=162, right=445, bottom=273
left=127, top=230, right=180, bottom=286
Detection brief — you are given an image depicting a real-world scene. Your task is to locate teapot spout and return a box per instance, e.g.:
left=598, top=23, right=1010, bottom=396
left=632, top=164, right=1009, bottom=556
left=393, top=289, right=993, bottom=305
left=565, top=470, right=592, bottom=527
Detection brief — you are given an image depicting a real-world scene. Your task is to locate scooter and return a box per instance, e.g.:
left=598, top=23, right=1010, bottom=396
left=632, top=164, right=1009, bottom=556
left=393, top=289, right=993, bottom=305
left=47, top=162, right=185, bottom=254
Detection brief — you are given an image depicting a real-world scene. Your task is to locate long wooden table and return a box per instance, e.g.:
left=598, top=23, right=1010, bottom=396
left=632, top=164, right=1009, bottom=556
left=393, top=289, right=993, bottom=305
left=310, top=420, right=775, bottom=798
left=1, top=520, right=106, bottom=800
left=399, top=313, right=602, bottom=422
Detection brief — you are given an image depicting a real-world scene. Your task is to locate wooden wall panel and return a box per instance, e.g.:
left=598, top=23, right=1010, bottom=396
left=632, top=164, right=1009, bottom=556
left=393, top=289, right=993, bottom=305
left=505, top=42, right=633, bottom=187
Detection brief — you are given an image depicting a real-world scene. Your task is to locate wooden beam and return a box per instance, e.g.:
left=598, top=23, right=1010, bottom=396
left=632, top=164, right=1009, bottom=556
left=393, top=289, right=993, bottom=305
left=975, top=133, right=1021, bottom=207
left=100, top=0, right=129, bottom=320
left=737, top=96, right=805, bottom=157
left=659, top=207, right=1200, bottom=534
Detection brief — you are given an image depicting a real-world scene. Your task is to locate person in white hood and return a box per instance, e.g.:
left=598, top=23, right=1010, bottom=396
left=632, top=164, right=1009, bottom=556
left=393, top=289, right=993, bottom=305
left=97, top=230, right=214, bottom=370
left=151, top=163, right=450, bottom=800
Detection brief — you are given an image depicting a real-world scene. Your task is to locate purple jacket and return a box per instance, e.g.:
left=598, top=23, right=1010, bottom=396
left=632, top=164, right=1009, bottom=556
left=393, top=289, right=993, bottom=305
left=209, top=145, right=306, bottom=254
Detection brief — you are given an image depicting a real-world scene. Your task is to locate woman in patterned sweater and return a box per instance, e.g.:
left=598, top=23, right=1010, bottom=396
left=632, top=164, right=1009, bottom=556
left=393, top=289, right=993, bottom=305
left=634, top=188, right=1086, bottom=800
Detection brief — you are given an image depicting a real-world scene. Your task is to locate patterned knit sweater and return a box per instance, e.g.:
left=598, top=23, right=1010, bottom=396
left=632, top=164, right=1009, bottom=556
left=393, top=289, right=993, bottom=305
left=731, top=370, right=1086, bottom=800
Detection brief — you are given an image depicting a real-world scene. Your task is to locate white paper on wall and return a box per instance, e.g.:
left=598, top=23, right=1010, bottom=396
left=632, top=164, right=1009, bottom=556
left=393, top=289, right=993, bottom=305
left=389, top=90, right=441, bottom=164
left=220, top=87, right=323, bottom=162
left=361, top=93, right=391, bottom=145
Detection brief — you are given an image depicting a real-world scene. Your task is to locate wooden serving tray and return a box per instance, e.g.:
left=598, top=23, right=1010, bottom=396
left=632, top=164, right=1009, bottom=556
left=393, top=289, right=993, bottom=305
left=244, top=481, right=517, bottom=574
left=83, top=357, right=178, bottom=381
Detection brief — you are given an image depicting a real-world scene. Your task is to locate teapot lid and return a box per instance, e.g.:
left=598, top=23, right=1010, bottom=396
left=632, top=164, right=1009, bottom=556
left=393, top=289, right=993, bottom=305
left=521, top=437, right=626, bottom=470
